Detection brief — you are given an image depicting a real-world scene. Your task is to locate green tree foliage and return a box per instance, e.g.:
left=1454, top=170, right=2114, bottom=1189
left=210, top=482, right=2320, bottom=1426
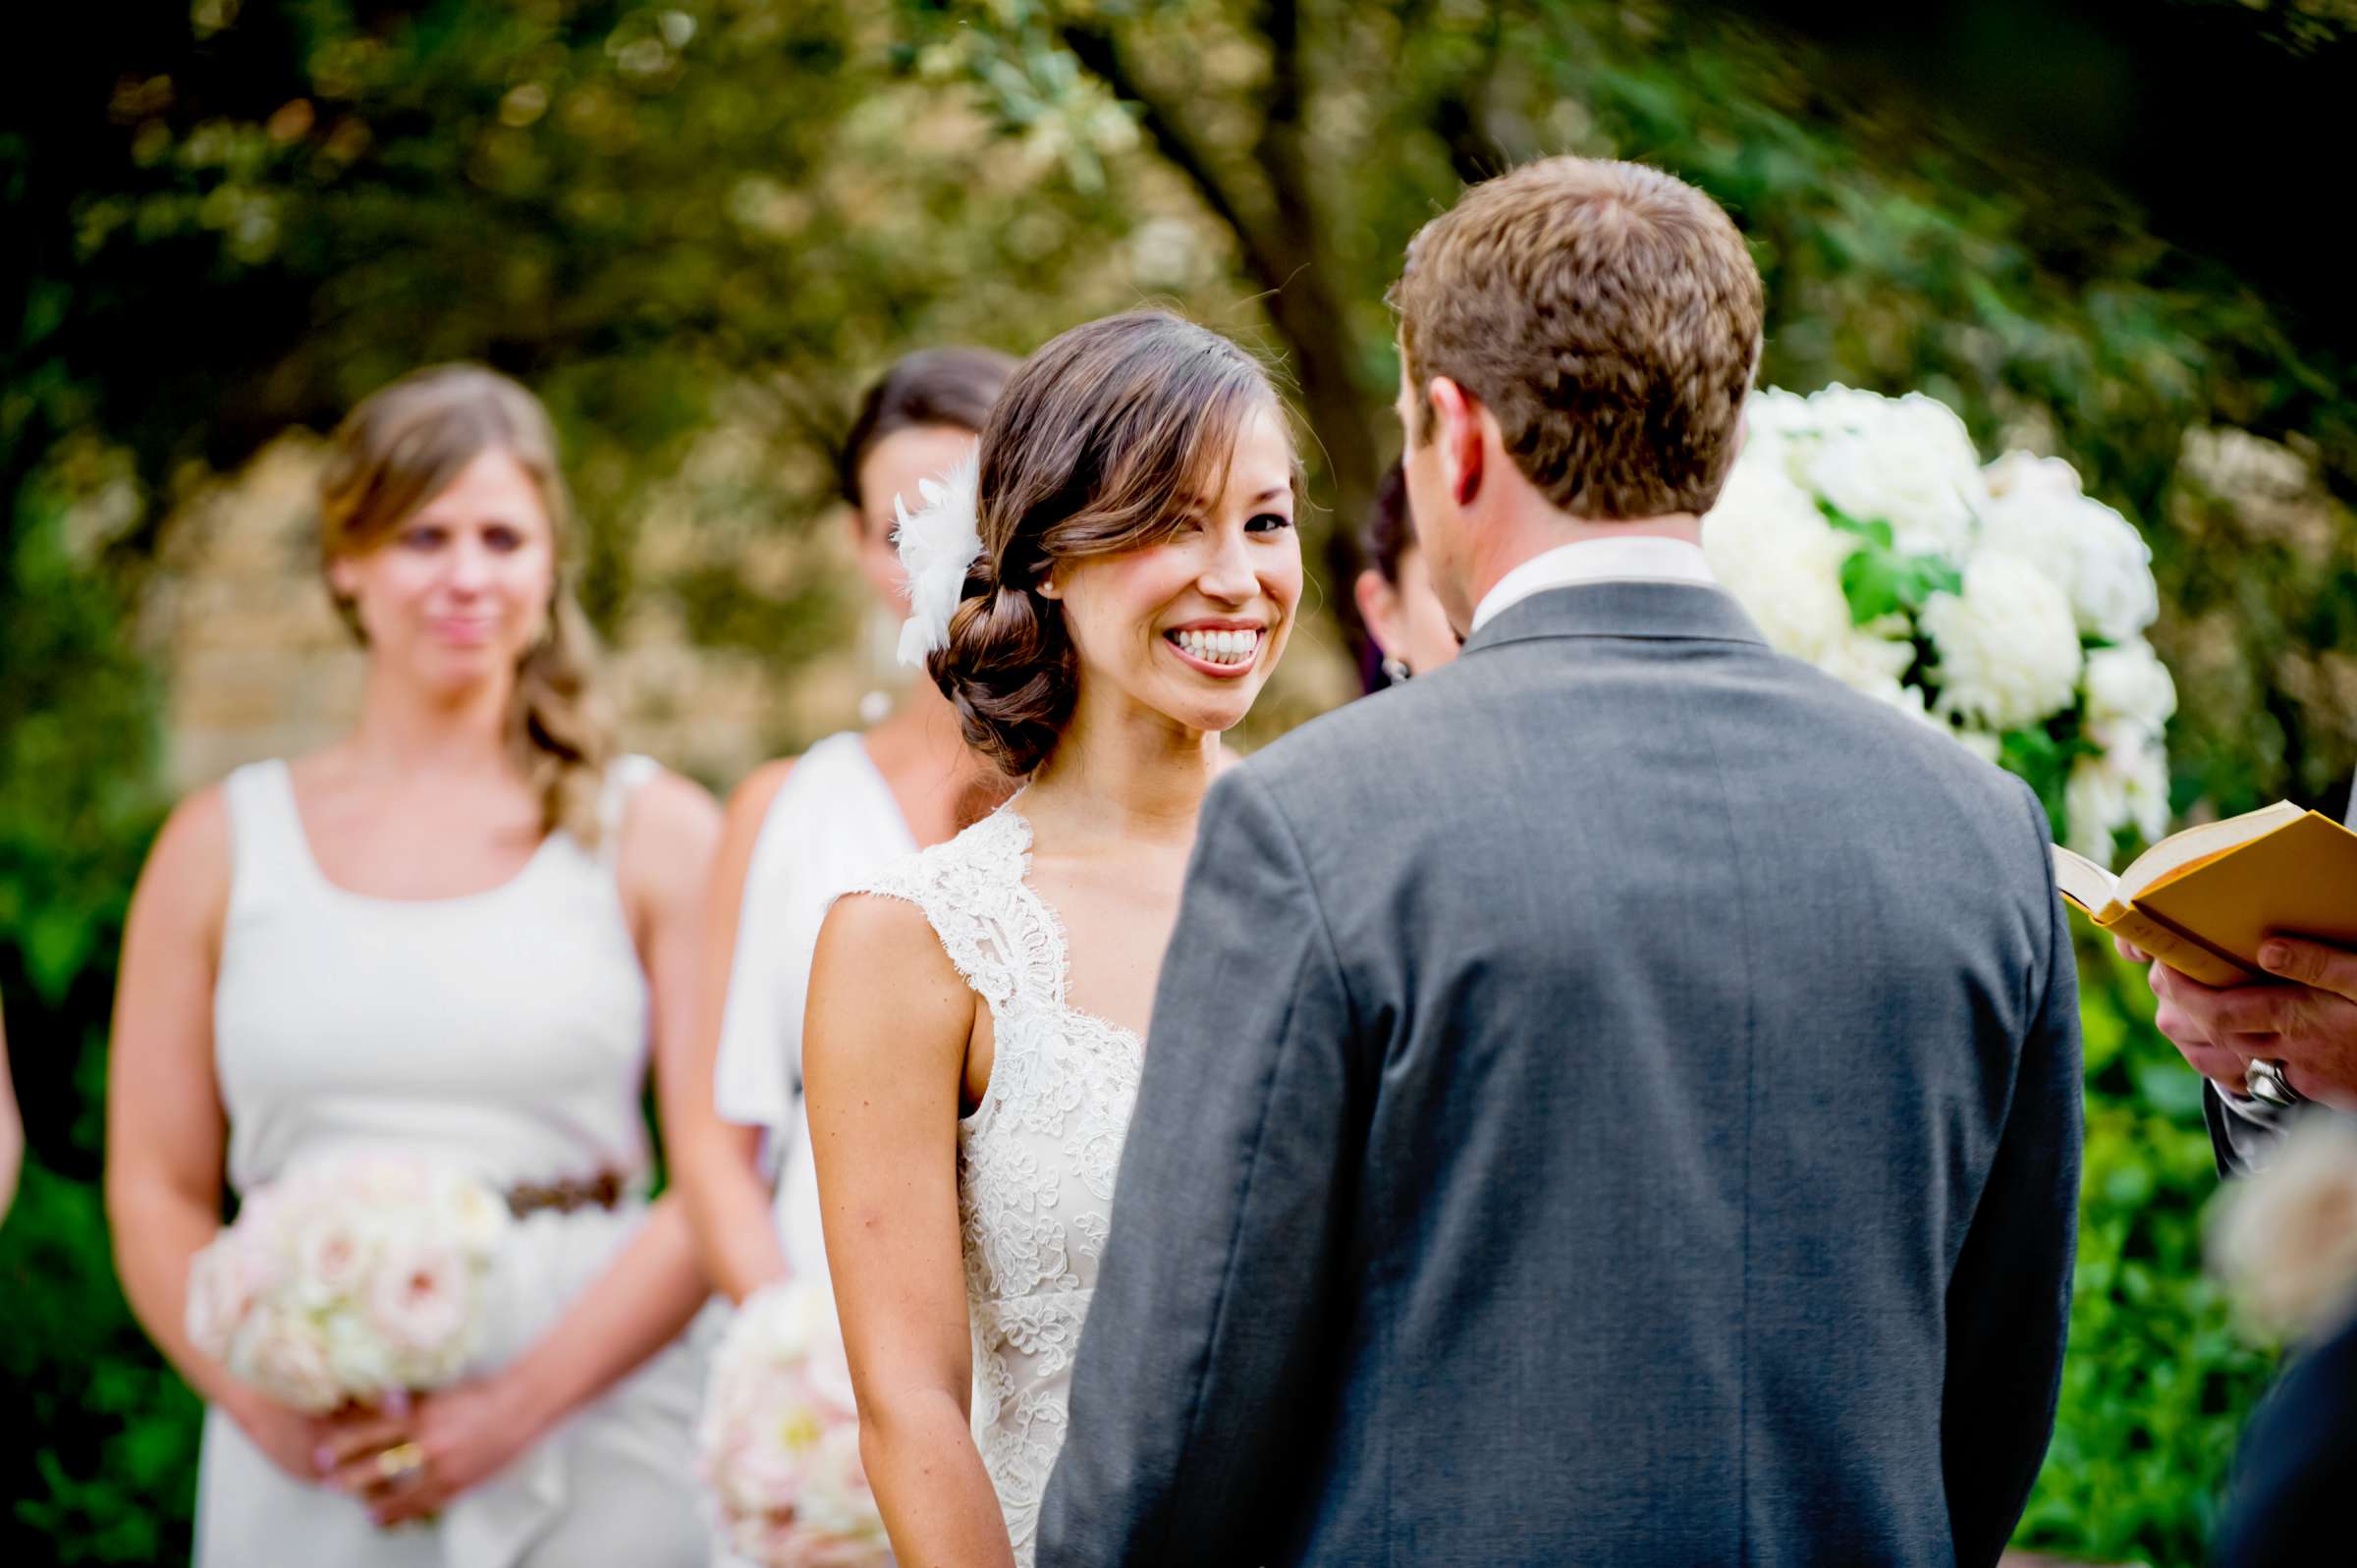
left=5, top=2, right=2353, bottom=1562
left=0, top=488, right=180, bottom=1557
left=12, top=0, right=1253, bottom=670
left=913, top=0, right=2356, bottom=818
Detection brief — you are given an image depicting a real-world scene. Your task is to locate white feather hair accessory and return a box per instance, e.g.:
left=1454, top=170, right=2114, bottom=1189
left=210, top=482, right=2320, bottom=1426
left=891, top=447, right=984, bottom=669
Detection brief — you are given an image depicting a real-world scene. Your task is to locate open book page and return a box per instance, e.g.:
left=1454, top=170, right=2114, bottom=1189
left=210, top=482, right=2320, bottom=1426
left=2051, top=847, right=2122, bottom=921
left=2051, top=843, right=2251, bottom=983
left=2054, top=802, right=2357, bottom=985
left=2114, top=801, right=2305, bottom=900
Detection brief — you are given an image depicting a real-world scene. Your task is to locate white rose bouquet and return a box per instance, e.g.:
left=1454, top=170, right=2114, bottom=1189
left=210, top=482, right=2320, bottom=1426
left=1704, top=385, right=2175, bottom=866
left=698, top=1280, right=891, bottom=1567
left=186, top=1154, right=510, bottom=1413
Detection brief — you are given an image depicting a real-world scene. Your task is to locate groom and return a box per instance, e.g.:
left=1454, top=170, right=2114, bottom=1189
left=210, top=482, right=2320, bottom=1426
left=1035, top=157, right=2082, bottom=1568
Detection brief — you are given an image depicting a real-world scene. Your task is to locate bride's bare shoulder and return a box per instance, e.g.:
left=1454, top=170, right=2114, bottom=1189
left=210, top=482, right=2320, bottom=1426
left=806, top=890, right=976, bottom=1098
left=811, top=891, right=968, bottom=1014
left=820, top=885, right=939, bottom=949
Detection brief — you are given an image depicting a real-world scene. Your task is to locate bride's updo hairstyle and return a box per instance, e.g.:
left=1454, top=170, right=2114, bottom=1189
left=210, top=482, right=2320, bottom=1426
left=931, top=310, right=1291, bottom=777
left=318, top=363, right=615, bottom=844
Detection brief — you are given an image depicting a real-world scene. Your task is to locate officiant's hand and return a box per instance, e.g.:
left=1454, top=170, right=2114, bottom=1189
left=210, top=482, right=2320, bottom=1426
left=2121, top=935, right=2357, bottom=1111
left=2117, top=938, right=2256, bottom=1090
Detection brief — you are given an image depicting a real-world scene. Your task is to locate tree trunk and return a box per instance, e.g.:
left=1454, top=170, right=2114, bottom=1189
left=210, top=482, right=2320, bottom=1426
left=1064, top=10, right=1383, bottom=640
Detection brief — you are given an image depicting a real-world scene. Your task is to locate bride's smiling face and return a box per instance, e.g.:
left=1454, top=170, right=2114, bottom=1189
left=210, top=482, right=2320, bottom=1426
left=1043, top=404, right=1301, bottom=737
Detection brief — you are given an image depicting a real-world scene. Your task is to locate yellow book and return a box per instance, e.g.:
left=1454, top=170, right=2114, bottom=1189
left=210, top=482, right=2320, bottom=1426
left=2051, top=804, right=2357, bottom=987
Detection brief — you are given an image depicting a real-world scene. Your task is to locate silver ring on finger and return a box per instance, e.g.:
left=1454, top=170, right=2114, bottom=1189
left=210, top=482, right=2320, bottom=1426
left=2245, top=1057, right=2307, bottom=1108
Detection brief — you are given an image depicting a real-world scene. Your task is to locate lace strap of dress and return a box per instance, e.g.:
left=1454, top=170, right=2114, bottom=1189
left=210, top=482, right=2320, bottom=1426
left=850, top=809, right=1064, bottom=1014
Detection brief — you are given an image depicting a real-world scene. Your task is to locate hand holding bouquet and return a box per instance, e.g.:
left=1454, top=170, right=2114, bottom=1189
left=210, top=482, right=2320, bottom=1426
left=698, top=1280, right=891, bottom=1567
left=187, top=1154, right=509, bottom=1413
left=1704, top=385, right=2176, bottom=866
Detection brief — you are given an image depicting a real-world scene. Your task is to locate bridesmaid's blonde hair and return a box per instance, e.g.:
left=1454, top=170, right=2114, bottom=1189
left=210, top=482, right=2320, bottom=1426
left=318, top=363, right=614, bottom=845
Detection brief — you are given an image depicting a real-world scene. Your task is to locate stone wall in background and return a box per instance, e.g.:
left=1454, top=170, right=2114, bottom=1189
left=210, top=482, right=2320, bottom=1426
left=145, top=437, right=367, bottom=793
left=140, top=433, right=875, bottom=796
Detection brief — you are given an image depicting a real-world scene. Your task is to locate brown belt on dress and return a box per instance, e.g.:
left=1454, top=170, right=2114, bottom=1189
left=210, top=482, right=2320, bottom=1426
left=504, top=1167, right=627, bottom=1218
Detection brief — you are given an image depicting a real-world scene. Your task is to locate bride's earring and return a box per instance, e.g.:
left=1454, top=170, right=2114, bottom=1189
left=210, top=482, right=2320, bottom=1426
left=1382, top=654, right=1411, bottom=684
left=858, top=603, right=900, bottom=726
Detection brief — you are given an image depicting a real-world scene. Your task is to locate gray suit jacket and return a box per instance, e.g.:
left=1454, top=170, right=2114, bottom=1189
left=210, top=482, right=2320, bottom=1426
left=1036, top=581, right=2081, bottom=1568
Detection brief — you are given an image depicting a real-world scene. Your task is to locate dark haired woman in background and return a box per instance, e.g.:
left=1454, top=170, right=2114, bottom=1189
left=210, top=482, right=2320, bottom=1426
left=1352, top=458, right=1459, bottom=689
left=667, top=347, right=1016, bottom=1316
left=107, top=365, right=720, bottom=1565
left=803, top=311, right=1303, bottom=1567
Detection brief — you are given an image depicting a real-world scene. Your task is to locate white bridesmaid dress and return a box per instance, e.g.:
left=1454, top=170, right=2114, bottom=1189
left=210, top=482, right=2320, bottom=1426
left=195, top=756, right=710, bottom=1568
left=705, top=732, right=914, bottom=1568
left=709, top=732, right=916, bottom=1287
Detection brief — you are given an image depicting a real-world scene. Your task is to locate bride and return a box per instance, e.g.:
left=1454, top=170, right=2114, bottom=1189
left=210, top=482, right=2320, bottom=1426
left=802, top=309, right=1302, bottom=1567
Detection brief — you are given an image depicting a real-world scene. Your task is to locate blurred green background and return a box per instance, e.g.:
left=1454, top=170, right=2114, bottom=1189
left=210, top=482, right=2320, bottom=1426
left=6, top=2, right=2355, bottom=1563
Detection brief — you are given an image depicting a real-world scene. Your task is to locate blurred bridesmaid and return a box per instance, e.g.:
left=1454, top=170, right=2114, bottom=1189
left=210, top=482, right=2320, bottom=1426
left=667, top=347, right=1014, bottom=1311
left=107, top=365, right=720, bottom=1566
left=1351, top=458, right=1459, bottom=689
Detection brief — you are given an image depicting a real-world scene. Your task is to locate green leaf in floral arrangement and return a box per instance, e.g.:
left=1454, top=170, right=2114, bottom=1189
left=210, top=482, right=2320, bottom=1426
left=1821, top=504, right=1893, bottom=550
left=1998, top=725, right=2072, bottom=834
left=1837, top=546, right=1958, bottom=624
left=1839, top=546, right=1911, bottom=622
left=1825, top=504, right=1963, bottom=623
left=1915, top=558, right=1963, bottom=600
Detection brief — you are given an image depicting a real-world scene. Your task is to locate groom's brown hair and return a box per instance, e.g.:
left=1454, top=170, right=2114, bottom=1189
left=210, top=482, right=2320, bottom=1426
left=1391, top=157, right=1762, bottom=519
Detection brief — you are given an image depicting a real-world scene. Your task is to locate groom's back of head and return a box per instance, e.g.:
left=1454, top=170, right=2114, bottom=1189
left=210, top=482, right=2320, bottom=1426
left=1390, top=156, right=1763, bottom=521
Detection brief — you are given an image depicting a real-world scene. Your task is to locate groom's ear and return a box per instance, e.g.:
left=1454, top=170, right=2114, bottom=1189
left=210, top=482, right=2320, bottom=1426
left=1429, top=376, right=1486, bottom=508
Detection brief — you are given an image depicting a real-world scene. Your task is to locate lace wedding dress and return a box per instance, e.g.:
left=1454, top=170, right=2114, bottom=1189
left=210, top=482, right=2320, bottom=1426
left=856, top=806, right=1144, bottom=1567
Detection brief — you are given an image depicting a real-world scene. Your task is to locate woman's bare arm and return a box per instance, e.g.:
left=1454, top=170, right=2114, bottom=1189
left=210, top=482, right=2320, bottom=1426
left=806, top=892, right=1012, bottom=1568
left=106, top=787, right=243, bottom=1405
left=662, top=758, right=797, bottom=1304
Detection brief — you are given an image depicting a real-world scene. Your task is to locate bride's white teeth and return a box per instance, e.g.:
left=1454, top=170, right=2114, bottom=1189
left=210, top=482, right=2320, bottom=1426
left=1171, top=627, right=1260, bottom=666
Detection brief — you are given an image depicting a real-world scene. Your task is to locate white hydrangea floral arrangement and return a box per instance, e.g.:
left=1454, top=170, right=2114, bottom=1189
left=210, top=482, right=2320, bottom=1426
left=1703, top=385, right=2176, bottom=866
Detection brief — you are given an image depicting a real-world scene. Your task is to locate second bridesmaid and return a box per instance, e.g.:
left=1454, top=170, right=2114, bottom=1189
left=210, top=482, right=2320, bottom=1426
left=107, top=364, right=722, bottom=1567
left=666, top=347, right=1016, bottom=1308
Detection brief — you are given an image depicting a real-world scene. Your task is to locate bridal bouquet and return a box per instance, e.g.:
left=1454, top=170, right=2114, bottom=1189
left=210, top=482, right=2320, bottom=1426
left=1703, top=385, right=2176, bottom=866
left=185, top=1154, right=510, bottom=1413
left=698, top=1280, right=890, bottom=1567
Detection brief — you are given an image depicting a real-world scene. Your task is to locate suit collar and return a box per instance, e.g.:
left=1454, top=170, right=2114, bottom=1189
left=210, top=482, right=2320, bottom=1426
left=1456, top=579, right=1772, bottom=658
left=1469, top=536, right=1717, bottom=632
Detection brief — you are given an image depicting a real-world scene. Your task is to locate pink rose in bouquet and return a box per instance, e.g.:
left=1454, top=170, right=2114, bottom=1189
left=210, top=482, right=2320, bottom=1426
left=698, top=1281, right=892, bottom=1567
left=367, top=1240, right=473, bottom=1357
left=186, top=1154, right=510, bottom=1413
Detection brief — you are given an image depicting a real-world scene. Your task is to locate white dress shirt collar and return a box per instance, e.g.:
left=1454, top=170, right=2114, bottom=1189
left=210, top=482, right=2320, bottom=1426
left=1469, top=535, right=1720, bottom=634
